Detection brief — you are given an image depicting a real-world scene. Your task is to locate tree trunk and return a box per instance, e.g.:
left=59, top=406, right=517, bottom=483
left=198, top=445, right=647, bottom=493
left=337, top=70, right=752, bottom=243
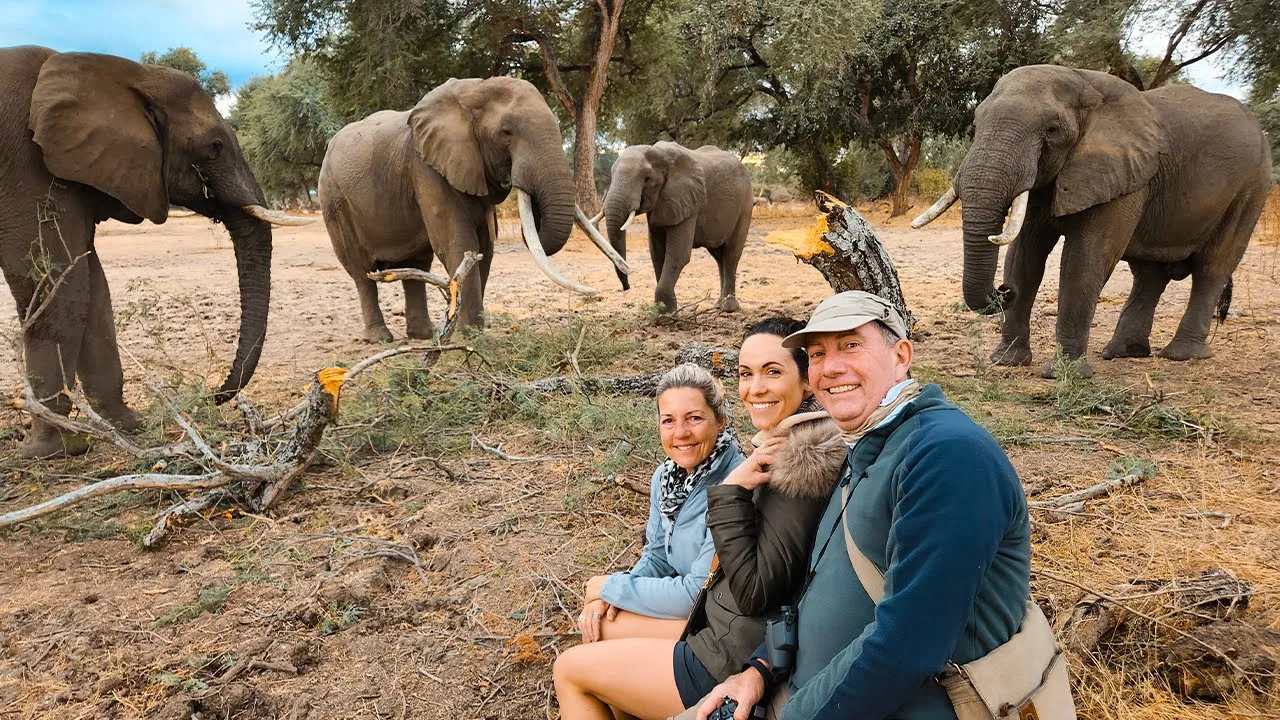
left=761, top=192, right=916, bottom=336
left=810, top=140, right=842, bottom=198
left=572, top=0, right=624, bottom=214
left=880, top=133, right=921, bottom=218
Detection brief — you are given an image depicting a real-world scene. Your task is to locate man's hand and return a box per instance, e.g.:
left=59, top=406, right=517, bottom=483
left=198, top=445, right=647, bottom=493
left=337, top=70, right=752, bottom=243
left=695, top=669, right=766, bottom=720
left=725, top=438, right=784, bottom=490
left=577, top=598, right=611, bottom=643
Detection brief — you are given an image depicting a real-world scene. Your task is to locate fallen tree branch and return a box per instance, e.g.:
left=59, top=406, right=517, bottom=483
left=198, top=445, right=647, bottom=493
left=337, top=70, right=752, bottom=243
left=0, top=473, right=225, bottom=528
left=1029, top=473, right=1146, bottom=510
left=498, top=343, right=738, bottom=398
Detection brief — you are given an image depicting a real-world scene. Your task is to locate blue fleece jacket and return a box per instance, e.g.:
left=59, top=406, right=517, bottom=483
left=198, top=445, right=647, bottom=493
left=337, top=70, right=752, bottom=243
left=600, top=448, right=745, bottom=619
left=760, top=383, right=1030, bottom=720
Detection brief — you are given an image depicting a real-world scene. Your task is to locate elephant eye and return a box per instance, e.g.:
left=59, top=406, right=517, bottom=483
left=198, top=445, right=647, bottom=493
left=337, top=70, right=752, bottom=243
left=500, top=127, right=513, bottom=137
left=1045, top=122, right=1062, bottom=136
left=210, top=139, right=224, bottom=158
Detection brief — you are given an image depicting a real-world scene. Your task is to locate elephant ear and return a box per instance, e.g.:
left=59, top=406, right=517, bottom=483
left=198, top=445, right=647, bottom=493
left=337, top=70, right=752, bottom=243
left=1051, top=70, right=1167, bottom=217
left=409, top=79, right=488, bottom=197
left=650, top=142, right=706, bottom=226
left=28, top=52, right=169, bottom=224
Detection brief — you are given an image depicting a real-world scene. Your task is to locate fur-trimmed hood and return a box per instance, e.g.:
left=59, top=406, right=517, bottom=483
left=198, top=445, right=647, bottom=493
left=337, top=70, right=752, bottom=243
left=764, top=414, right=846, bottom=500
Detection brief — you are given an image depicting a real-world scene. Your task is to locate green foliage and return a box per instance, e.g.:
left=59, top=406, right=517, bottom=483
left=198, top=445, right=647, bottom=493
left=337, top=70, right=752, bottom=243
left=1106, top=455, right=1157, bottom=481
left=1044, top=351, right=1228, bottom=442
left=140, top=47, right=230, bottom=97
left=153, top=583, right=233, bottom=628
left=229, top=58, right=340, bottom=205
left=317, top=603, right=365, bottom=634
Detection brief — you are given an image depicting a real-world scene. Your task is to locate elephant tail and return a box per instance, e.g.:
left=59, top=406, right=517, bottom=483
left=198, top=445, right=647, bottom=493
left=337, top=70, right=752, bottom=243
left=1215, top=275, right=1233, bottom=322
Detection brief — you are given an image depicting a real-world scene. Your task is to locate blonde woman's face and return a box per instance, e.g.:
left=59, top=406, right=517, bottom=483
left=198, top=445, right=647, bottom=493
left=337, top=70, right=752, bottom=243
left=738, top=333, right=809, bottom=432
left=657, top=387, right=725, bottom=471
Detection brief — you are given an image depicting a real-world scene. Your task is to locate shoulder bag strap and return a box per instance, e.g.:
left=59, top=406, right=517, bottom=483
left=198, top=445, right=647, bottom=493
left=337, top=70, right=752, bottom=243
left=840, top=482, right=885, bottom=603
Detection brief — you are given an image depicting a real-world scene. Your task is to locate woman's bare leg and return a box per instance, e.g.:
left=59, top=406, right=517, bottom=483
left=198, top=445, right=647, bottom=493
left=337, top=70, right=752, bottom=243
left=599, top=610, right=687, bottom=642
left=553, top=638, right=685, bottom=720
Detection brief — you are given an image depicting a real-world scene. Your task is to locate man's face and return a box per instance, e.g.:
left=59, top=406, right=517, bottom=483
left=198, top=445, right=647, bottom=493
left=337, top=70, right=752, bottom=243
left=805, top=323, right=913, bottom=431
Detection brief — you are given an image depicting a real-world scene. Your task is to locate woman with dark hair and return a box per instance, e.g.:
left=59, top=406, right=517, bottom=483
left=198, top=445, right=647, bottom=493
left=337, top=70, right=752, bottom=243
left=554, top=318, right=846, bottom=720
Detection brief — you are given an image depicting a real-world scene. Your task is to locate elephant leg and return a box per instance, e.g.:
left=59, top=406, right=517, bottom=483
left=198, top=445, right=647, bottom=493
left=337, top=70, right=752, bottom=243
left=19, top=254, right=92, bottom=459
left=402, top=251, right=435, bottom=340
left=648, top=227, right=667, bottom=285
left=1047, top=195, right=1144, bottom=378
left=655, top=223, right=693, bottom=313
left=77, top=250, right=140, bottom=430
left=708, top=244, right=740, bottom=313
left=354, top=275, right=393, bottom=343
left=1160, top=197, right=1261, bottom=361
left=1102, top=260, right=1169, bottom=359
left=991, top=224, right=1058, bottom=367
left=439, top=238, right=484, bottom=330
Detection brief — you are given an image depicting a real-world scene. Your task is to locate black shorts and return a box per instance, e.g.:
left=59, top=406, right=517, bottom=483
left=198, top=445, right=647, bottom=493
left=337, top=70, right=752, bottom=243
left=672, top=640, right=719, bottom=708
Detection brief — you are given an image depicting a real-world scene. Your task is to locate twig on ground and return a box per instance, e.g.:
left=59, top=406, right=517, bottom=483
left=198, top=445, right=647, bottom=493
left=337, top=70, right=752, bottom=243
left=471, top=435, right=556, bottom=463
left=1029, top=473, right=1146, bottom=510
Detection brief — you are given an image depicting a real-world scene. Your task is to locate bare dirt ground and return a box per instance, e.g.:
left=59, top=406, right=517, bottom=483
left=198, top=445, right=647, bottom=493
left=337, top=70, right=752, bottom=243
left=1, top=199, right=1278, bottom=719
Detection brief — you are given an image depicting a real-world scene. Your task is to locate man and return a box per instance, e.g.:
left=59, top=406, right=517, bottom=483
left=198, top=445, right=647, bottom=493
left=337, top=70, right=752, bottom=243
left=696, top=291, right=1031, bottom=720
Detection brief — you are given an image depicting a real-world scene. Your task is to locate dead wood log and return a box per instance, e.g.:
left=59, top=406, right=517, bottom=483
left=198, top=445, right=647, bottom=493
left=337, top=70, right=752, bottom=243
left=1029, top=472, right=1149, bottom=519
left=763, top=192, right=916, bottom=336
left=1161, top=621, right=1280, bottom=700
left=498, top=343, right=738, bottom=398
left=1053, top=568, right=1254, bottom=656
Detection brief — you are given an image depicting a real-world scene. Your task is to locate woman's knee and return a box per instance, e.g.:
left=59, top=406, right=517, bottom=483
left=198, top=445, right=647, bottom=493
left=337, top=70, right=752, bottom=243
left=553, top=644, right=590, bottom=690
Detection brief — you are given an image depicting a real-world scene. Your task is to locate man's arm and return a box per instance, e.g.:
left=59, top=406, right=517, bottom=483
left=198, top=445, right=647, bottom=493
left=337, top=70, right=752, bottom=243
left=783, top=432, right=1021, bottom=720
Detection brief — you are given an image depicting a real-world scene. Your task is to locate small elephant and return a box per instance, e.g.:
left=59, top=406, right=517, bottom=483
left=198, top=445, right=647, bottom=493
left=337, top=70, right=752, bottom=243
left=914, top=64, right=1272, bottom=377
left=600, top=142, right=752, bottom=313
left=0, top=46, right=308, bottom=458
left=318, top=77, right=626, bottom=342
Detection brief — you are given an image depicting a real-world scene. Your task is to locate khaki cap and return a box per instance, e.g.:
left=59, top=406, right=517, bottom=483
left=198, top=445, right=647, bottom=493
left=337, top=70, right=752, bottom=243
left=781, top=291, right=909, bottom=348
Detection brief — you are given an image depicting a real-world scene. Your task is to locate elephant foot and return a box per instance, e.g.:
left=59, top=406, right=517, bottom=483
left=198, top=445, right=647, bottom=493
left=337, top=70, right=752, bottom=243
left=363, top=326, right=394, bottom=343
left=405, top=324, right=435, bottom=340
left=717, top=296, right=740, bottom=313
left=989, top=343, right=1032, bottom=367
left=98, top=403, right=143, bottom=432
left=19, top=424, right=90, bottom=459
left=1158, top=339, right=1214, bottom=361
left=1040, top=357, right=1094, bottom=379
left=1101, top=338, right=1151, bottom=359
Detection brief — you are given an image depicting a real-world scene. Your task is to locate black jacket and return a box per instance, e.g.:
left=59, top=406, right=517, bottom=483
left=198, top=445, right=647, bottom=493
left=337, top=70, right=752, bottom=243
left=682, top=416, right=847, bottom=680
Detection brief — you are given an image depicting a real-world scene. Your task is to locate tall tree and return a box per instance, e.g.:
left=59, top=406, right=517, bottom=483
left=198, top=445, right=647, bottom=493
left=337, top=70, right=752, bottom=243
left=140, top=47, right=231, bottom=98
left=229, top=59, right=341, bottom=206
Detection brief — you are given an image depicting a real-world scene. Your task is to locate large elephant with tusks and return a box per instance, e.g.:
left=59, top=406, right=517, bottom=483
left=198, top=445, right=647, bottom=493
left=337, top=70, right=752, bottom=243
left=0, top=46, right=309, bottom=458
left=318, top=77, right=628, bottom=342
left=913, top=64, right=1271, bottom=377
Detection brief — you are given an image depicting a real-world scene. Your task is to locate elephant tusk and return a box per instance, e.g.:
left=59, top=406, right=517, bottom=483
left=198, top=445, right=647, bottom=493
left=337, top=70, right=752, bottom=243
left=987, top=191, right=1029, bottom=246
left=575, top=206, right=631, bottom=275
left=910, top=186, right=957, bottom=229
left=240, top=204, right=315, bottom=227
left=517, top=189, right=597, bottom=295
left=589, top=210, right=604, bottom=225
left=620, top=210, right=637, bottom=232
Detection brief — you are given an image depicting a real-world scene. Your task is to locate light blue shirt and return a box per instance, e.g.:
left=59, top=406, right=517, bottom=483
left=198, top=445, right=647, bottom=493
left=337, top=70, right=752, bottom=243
left=599, top=448, right=745, bottom=619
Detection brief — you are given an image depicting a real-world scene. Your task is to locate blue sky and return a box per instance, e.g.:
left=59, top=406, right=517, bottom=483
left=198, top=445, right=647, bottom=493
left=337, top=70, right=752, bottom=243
left=0, top=0, right=283, bottom=94
left=0, top=1, right=1249, bottom=105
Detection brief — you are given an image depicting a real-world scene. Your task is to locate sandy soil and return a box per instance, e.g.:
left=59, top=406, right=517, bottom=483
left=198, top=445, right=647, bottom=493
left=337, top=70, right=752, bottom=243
left=1, top=204, right=1278, bottom=719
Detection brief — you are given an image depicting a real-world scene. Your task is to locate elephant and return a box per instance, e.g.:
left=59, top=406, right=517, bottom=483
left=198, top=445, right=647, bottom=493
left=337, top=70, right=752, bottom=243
left=0, top=46, right=309, bottom=459
left=318, top=76, right=627, bottom=342
left=913, top=64, right=1272, bottom=377
left=598, top=142, right=752, bottom=313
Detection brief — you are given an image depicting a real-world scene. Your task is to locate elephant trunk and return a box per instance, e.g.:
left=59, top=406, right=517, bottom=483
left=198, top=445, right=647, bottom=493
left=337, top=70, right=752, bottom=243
left=958, top=185, right=1016, bottom=315
left=512, top=153, right=574, bottom=256
left=603, top=185, right=640, bottom=289
left=213, top=208, right=272, bottom=403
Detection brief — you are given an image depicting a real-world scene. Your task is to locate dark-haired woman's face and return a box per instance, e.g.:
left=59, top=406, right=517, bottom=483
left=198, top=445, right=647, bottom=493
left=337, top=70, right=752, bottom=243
left=738, top=333, right=810, bottom=432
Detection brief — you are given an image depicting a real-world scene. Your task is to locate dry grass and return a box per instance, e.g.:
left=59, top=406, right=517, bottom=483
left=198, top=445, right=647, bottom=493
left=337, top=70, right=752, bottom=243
left=1257, top=185, right=1280, bottom=247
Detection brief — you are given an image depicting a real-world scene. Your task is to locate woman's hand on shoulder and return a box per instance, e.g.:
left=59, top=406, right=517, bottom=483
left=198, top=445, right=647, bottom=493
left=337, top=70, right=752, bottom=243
left=726, top=437, right=786, bottom=490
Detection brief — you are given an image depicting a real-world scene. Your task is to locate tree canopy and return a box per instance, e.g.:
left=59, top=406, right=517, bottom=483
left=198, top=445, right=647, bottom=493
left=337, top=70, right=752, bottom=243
left=139, top=47, right=231, bottom=98
left=241, top=0, right=1279, bottom=212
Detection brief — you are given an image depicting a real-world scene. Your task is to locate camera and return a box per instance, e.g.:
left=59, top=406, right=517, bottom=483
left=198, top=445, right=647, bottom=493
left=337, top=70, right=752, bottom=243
left=765, top=605, right=797, bottom=675
left=707, top=696, right=766, bottom=720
